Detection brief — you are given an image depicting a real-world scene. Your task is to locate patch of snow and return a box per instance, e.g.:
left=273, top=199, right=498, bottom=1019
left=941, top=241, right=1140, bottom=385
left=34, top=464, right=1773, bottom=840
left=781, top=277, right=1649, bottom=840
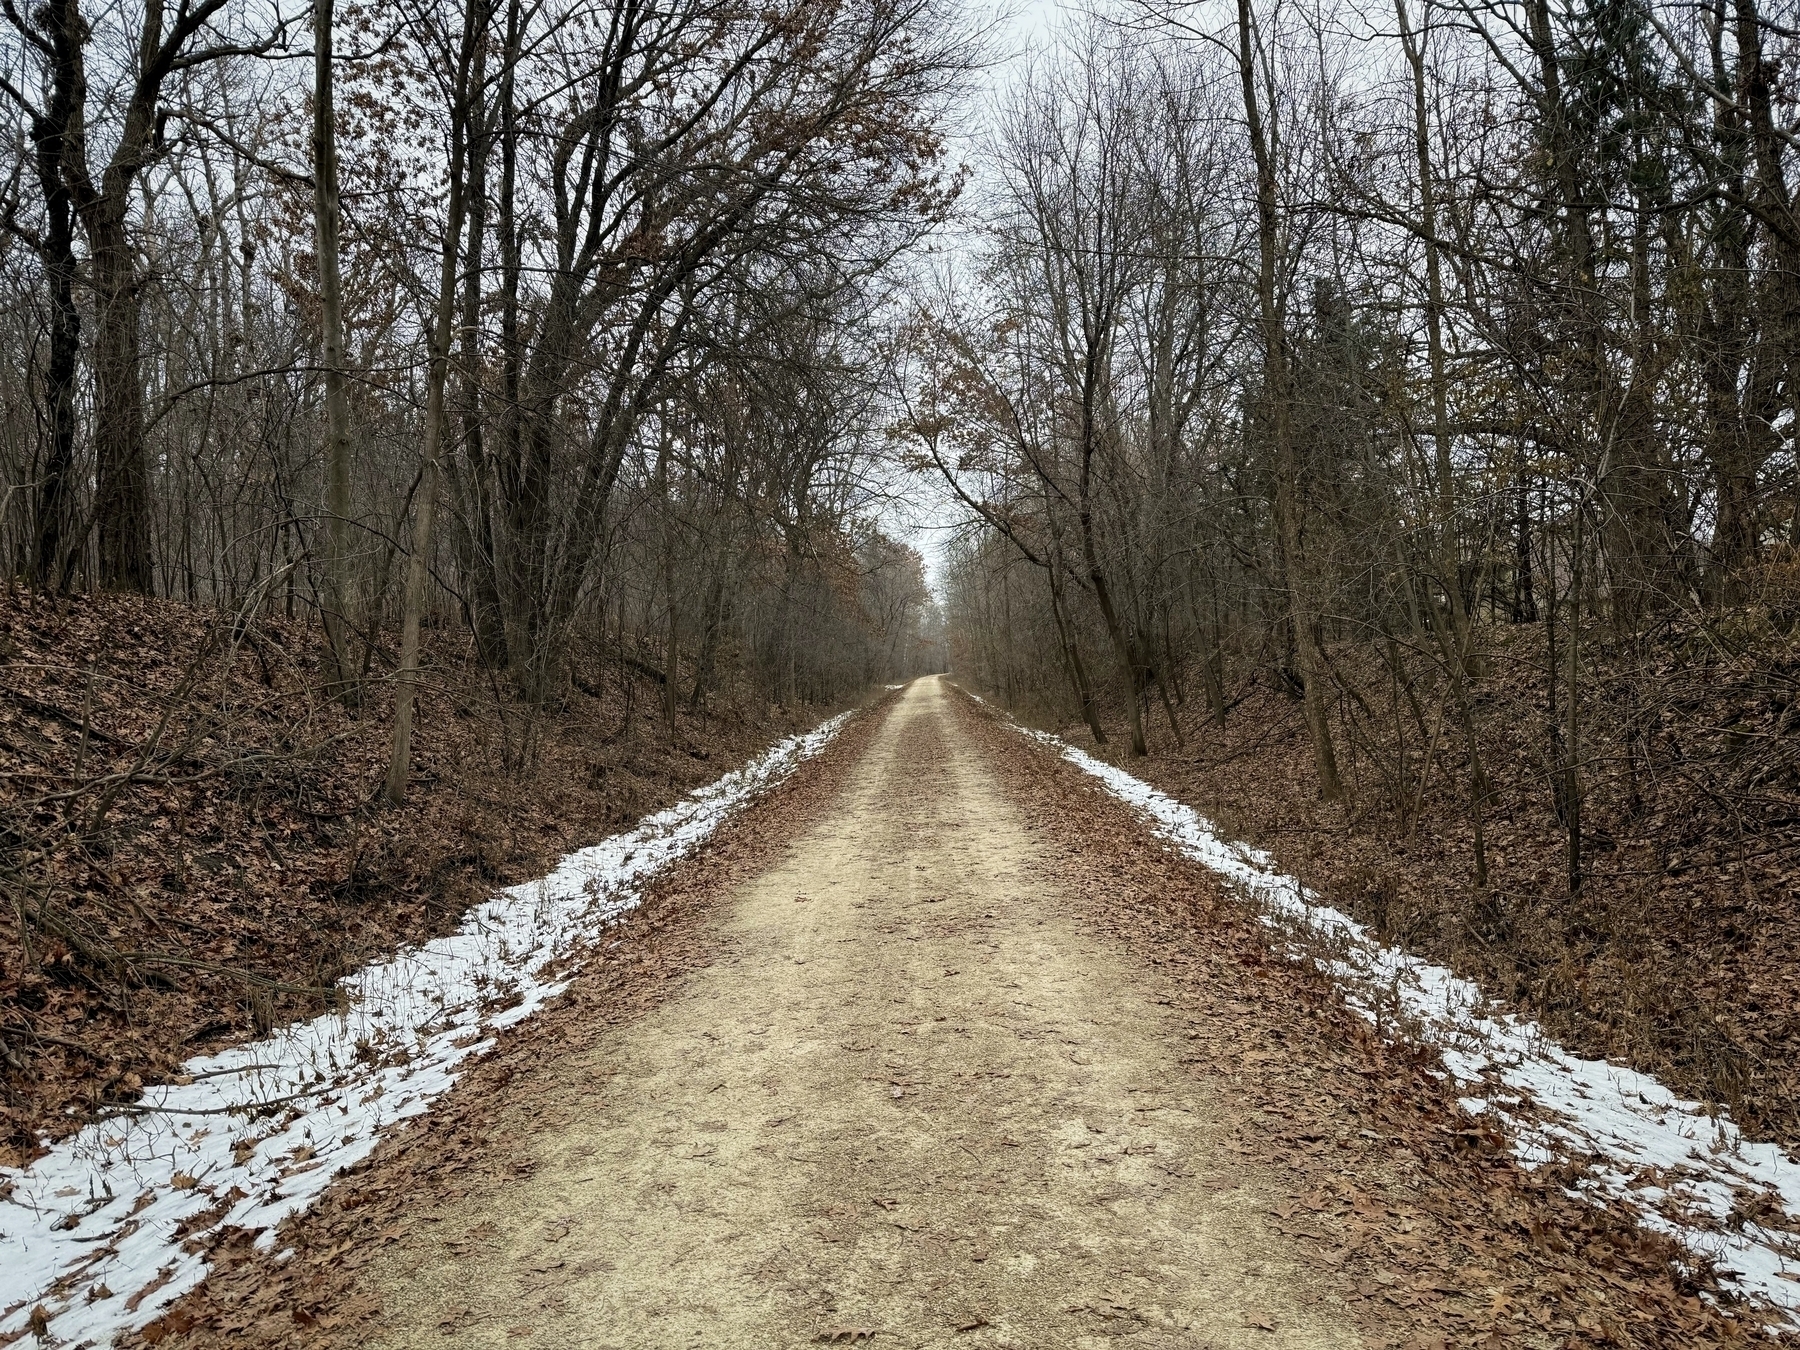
left=0, top=713, right=852, bottom=1347
left=1009, top=722, right=1800, bottom=1329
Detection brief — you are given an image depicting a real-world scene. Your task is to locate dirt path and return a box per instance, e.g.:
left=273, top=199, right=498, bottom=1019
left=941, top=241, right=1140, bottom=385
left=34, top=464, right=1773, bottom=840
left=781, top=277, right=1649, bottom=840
left=160, top=676, right=1773, bottom=1350
left=357, top=677, right=1356, bottom=1348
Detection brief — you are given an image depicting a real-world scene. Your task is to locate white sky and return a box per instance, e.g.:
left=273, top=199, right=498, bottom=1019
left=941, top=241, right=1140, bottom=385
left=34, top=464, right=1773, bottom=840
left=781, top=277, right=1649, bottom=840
left=884, top=0, right=1071, bottom=599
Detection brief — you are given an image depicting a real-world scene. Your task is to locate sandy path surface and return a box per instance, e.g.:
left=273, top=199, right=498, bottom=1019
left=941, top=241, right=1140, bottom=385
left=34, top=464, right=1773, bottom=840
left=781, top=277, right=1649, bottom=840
left=360, top=678, right=1357, bottom=1349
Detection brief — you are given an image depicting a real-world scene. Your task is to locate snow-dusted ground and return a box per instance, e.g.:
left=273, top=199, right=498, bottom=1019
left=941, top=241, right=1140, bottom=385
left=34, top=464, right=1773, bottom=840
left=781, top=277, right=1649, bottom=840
left=1009, top=721, right=1800, bottom=1330
left=0, top=713, right=851, bottom=1348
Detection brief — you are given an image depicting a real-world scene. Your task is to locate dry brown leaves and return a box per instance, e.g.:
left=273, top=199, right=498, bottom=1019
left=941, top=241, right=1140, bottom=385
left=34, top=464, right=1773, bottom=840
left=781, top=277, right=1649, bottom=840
left=120, top=698, right=892, bottom=1349
left=0, top=589, right=828, bottom=1160
left=1055, top=619, right=1800, bottom=1150
left=952, top=684, right=1785, bottom=1350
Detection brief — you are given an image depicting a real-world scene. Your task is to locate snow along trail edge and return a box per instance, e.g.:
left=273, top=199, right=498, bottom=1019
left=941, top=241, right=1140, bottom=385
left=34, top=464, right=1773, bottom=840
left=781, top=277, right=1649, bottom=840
left=976, top=697, right=1800, bottom=1330
left=0, top=712, right=853, bottom=1349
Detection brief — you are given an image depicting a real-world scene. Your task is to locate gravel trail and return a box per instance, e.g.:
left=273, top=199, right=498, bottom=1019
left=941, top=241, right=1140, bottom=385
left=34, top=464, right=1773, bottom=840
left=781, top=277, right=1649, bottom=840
left=361, top=676, right=1356, bottom=1349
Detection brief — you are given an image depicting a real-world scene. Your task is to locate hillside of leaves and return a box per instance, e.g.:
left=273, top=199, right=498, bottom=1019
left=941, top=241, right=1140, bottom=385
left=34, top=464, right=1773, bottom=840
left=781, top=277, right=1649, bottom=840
left=1029, top=566, right=1800, bottom=1147
left=0, top=589, right=839, bottom=1162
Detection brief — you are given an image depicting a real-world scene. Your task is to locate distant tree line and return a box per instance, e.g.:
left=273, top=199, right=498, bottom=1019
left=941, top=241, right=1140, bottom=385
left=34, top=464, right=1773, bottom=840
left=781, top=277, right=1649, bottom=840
left=0, top=0, right=958, bottom=793
left=904, top=0, right=1798, bottom=893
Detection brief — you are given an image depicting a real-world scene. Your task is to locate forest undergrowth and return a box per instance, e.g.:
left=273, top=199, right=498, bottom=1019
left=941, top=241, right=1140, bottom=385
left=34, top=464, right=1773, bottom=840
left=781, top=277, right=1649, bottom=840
left=1049, top=577, right=1800, bottom=1152
left=0, top=588, right=833, bottom=1163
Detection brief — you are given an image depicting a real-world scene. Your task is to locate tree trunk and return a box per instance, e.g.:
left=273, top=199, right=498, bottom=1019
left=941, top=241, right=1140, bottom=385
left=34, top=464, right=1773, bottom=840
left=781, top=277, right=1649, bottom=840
left=387, top=7, right=478, bottom=803
left=88, top=221, right=153, bottom=592
left=314, top=0, right=357, bottom=697
left=1732, top=0, right=1800, bottom=564
left=1513, top=440, right=1538, bottom=622
left=1238, top=0, right=1342, bottom=799
left=1564, top=499, right=1584, bottom=893
left=1076, top=399, right=1145, bottom=755
left=1397, top=0, right=1485, bottom=880
left=658, top=440, right=679, bottom=742
left=689, top=571, right=728, bottom=710
left=25, top=44, right=82, bottom=589
left=1049, top=562, right=1107, bottom=745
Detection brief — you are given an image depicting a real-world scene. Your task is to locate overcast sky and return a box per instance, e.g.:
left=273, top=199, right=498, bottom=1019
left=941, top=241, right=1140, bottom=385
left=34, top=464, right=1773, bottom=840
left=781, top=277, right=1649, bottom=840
left=882, top=0, right=1073, bottom=599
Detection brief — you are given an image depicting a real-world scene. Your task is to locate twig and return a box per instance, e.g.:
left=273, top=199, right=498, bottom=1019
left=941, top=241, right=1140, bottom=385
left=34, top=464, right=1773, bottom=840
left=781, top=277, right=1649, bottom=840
left=101, top=1089, right=320, bottom=1119
left=118, top=953, right=338, bottom=997
left=0, top=1024, right=100, bottom=1055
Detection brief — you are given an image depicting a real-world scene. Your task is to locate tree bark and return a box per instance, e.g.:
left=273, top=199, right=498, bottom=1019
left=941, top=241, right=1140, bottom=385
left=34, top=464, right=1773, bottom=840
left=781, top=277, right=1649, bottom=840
left=387, top=3, right=479, bottom=803
left=62, top=0, right=237, bottom=592
left=87, top=220, right=153, bottom=591
left=19, top=0, right=84, bottom=588
left=1238, top=0, right=1342, bottom=799
left=314, top=0, right=356, bottom=697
